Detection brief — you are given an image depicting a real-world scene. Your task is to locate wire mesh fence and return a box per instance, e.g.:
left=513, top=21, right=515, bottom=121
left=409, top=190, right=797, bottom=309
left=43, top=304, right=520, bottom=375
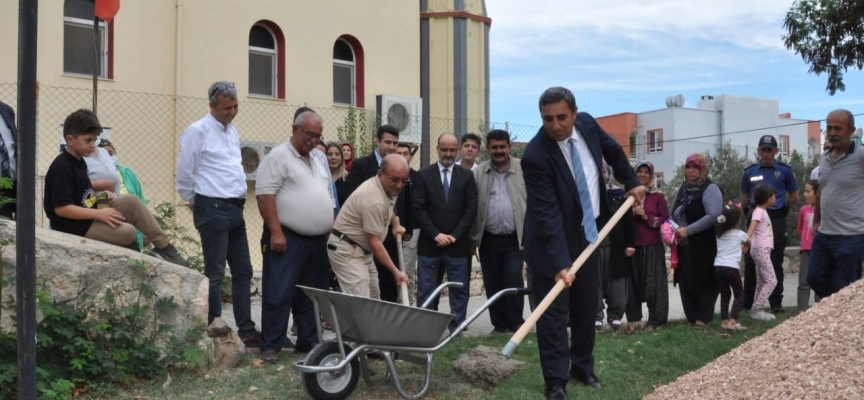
left=0, top=82, right=819, bottom=268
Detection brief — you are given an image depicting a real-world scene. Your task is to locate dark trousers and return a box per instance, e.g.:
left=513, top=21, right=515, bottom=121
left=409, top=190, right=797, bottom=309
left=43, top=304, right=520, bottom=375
left=479, top=232, right=525, bottom=331
left=417, top=253, right=470, bottom=332
left=375, top=233, right=400, bottom=303
left=715, top=266, right=744, bottom=320
left=744, top=213, right=786, bottom=309
left=193, top=194, right=255, bottom=338
left=807, top=233, right=864, bottom=299
left=0, top=184, right=14, bottom=219
left=260, top=226, right=329, bottom=352
left=532, top=236, right=598, bottom=389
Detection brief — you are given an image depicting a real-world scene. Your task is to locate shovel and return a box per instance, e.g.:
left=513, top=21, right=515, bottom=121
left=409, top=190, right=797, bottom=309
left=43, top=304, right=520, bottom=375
left=502, top=196, right=636, bottom=357
left=395, top=217, right=410, bottom=306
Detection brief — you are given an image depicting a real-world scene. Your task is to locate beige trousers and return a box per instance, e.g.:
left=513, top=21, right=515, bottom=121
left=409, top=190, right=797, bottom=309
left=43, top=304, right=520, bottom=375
left=85, top=194, right=168, bottom=249
left=327, top=234, right=380, bottom=299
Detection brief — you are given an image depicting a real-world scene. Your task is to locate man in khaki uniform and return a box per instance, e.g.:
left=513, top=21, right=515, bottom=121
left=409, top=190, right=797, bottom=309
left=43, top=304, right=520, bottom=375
left=329, top=154, right=410, bottom=298
left=470, top=129, right=528, bottom=333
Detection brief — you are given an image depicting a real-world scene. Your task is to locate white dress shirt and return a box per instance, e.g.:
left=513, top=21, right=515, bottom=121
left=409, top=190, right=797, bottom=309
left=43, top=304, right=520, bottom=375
left=176, top=113, right=247, bottom=203
left=310, top=147, right=337, bottom=208
left=557, top=126, right=600, bottom=217
left=0, top=115, right=14, bottom=178
left=438, top=162, right=454, bottom=185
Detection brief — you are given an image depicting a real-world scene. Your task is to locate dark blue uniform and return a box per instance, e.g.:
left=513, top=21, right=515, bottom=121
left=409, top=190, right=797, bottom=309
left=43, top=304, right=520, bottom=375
left=739, top=161, right=798, bottom=311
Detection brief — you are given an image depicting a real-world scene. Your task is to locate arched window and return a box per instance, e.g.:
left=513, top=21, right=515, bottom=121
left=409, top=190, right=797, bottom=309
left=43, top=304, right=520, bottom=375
left=64, top=0, right=113, bottom=78
left=249, top=23, right=278, bottom=98
left=332, top=36, right=365, bottom=107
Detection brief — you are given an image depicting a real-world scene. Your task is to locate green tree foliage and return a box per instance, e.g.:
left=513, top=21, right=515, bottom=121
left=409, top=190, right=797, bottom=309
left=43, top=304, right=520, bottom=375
left=336, top=107, right=377, bottom=157
left=783, top=0, right=864, bottom=94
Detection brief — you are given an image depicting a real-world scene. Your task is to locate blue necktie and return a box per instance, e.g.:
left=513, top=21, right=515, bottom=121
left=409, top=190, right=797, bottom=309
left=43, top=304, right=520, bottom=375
left=442, top=168, right=450, bottom=203
left=569, top=139, right=598, bottom=243
left=0, top=133, right=9, bottom=178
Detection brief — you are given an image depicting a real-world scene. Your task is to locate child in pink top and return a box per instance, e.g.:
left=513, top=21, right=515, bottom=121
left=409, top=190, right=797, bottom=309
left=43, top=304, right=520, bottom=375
left=747, top=184, right=777, bottom=321
left=797, top=180, right=819, bottom=312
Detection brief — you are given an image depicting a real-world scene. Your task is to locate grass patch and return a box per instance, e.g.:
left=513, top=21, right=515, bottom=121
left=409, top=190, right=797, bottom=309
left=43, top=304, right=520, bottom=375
left=87, top=310, right=794, bottom=400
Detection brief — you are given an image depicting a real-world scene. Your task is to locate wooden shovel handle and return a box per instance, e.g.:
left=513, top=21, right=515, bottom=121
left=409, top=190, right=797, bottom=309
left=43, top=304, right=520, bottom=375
left=395, top=217, right=410, bottom=306
left=502, top=196, right=636, bottom=357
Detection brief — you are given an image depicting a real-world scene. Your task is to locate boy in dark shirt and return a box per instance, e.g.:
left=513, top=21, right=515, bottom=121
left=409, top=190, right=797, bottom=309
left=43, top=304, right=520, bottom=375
left=44, top=109, right=188, bottom=266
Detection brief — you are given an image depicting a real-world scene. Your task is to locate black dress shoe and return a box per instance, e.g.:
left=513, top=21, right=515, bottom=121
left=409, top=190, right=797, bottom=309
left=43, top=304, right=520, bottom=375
left=570, top=371, right=602, bottom=389
left=770, top=306, right=786, bottom=314
left=293, top=343, right=314, bottom=355
left=544, top=384, right=569, bottom=400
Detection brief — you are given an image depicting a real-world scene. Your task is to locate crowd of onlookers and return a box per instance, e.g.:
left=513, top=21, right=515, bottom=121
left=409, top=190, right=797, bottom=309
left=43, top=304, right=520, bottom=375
left=2, top=83, right=862, bottom=400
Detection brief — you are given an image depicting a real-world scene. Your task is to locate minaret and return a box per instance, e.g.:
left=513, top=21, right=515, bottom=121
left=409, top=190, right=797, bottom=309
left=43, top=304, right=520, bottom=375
left=420, top=0, right=491, bottom=166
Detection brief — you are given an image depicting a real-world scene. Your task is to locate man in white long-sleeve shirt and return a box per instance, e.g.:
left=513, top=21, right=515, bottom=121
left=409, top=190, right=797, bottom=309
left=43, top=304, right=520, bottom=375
left=176, top=81, right=259, bottom=346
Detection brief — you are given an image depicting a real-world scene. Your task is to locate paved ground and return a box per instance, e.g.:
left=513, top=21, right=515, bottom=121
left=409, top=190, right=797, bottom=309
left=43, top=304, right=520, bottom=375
left=221, top=273, right=809, bottom=340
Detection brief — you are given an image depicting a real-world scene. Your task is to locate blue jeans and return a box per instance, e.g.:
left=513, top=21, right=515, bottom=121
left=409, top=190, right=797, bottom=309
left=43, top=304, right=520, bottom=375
left=193, top=194, right=256, bottom=338
left=807, top=233, right=864, bottom=299
left=417, top=254, right=470, bottom=332
left=260, top=226, right=329, bottom=352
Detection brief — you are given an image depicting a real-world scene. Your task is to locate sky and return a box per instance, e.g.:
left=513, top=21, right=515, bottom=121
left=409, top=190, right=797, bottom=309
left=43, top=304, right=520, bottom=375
left=486, top=0, right=864, bottom=130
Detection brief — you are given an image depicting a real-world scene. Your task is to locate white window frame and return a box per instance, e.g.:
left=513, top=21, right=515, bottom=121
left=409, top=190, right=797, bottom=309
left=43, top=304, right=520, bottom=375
left=333, top=39, right=356, bottom=106
left=647, top=129, right=663, bottom=154
left=63, top=16, right=108, bottom=78
left=248, top=25, right=277, bottom=98
left=779, top=135, right=790, bottom=157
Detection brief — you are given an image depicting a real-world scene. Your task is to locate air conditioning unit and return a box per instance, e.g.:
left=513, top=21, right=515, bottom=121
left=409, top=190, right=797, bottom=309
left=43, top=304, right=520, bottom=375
left=376, top=94, right=422, bottom=144
left=239, top=141, right=275, bottom=181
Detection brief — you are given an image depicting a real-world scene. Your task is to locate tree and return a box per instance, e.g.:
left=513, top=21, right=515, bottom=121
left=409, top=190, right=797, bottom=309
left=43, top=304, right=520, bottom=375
left=783, top=0, right=864, bottom=94
left=662, top=141, right=749, bottom=208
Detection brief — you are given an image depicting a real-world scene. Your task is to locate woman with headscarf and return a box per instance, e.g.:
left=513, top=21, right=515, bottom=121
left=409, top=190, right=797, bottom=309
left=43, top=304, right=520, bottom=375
left=626, top=161, right=669, bottom=331
left=341, top=142, right=355, bottom=172
left=596, top=160, right=636, bottom=332
left=98, top=139, right=148, bottom=249
left=670, top=153, right=722, bottom=327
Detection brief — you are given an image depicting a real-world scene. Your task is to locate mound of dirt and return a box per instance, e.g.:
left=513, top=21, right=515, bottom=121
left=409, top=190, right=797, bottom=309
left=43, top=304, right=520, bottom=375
left=646, top=279, right=864, bottom=400
left=454, top=345, right=525, bottom=386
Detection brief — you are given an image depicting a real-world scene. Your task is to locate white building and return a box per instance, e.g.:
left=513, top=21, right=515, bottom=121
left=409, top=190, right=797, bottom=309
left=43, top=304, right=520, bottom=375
left=597, top=94, right=821, bottom=184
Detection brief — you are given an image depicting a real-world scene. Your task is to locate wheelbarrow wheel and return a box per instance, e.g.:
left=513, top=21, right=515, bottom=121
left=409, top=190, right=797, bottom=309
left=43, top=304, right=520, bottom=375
left=302, top=341, right=359, bottom=400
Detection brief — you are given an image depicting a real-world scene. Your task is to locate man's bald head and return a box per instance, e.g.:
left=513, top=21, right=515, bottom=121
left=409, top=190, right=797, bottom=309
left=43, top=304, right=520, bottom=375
left=378, top=154, right=409, bottom=198
left=437, top=133, right=459, bottom=167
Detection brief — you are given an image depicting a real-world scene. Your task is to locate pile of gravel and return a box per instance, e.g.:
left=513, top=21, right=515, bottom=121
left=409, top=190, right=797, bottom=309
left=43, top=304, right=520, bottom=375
left=646, top=278, right=864, bottom=400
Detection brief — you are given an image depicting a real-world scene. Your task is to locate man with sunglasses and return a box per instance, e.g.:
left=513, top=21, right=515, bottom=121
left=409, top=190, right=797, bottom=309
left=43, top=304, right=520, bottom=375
left=740, top=135, right=799, bottom=313
left=176, top=81, right=259, bottom=349
left=328, top=153, right=410, bottom=299
left=343, top=125, right=413, bottom=304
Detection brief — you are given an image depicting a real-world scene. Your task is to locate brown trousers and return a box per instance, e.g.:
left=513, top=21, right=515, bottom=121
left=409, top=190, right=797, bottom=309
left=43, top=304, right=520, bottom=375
left=84, top=194, right=168, bottom=248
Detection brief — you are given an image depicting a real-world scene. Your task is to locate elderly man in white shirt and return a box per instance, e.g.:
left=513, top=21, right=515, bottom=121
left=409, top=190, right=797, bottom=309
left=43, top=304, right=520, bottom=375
left=255, top=111, right=334, bottom=363
left=176, top=81, right=259, bottom=347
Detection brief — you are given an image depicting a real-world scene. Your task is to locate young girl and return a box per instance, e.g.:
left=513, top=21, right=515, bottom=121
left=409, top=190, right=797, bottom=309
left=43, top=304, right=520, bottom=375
left=747, top=184, right=778, bottom=321
left=797, top=179, right=819, bottom=312
left=714, top=204, right=749, bottom=331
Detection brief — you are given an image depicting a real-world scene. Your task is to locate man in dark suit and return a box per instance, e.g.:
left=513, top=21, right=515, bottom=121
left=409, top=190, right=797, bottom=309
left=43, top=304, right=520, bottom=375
left=343, top=125, right=412, bottom=303
left=0, top=100, right=17, bottom=219
left=412, top=133, right=478, bottom=333
left=522, top=87, right=644, bottom=400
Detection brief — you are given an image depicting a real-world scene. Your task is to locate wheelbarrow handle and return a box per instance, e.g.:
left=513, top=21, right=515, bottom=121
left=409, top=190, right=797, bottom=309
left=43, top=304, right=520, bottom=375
left=502, top=196, right=636, bottom=357
left=395, top=217, right=410, bottom=307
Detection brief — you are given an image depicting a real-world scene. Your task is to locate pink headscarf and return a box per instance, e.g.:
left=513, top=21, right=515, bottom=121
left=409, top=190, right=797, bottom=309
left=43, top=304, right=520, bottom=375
left=684, top=153, right=708, bottom=185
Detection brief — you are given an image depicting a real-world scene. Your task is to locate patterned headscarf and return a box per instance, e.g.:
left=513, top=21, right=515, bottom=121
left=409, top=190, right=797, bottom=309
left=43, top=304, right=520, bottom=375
left=684, top=153, right=708, bottom=185
left=635, top=160, right=660, bottom=194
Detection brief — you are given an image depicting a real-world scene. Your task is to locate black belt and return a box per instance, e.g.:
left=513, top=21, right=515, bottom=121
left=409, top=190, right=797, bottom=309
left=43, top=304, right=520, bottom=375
left=195, top=193, right=245, bottom=207
left=331, top=229, right=370, bottom=255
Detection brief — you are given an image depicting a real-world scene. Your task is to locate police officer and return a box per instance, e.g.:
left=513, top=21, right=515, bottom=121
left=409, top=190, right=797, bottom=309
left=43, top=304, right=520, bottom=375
left=740, top=135, right=799, bottom=313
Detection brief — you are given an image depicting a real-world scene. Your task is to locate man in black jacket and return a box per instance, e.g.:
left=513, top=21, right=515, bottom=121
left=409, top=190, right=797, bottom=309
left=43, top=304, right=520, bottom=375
left=343, top=125, right=412, bottom=303
left=412, top=133, right=478, bottom=333
left=0, top=100, right=17, bottom=219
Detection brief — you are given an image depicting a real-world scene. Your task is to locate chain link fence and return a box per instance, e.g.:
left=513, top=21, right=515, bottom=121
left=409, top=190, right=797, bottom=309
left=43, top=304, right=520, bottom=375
left=0, top=82, right=817, bottom=267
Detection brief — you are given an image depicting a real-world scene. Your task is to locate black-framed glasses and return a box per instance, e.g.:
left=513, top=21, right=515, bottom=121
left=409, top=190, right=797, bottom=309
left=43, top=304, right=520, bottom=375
left=209, top=82, right=236, bottom=98
left=298, top=126, right=323, bottom=141
left=383, top=172, right=410, bottom=185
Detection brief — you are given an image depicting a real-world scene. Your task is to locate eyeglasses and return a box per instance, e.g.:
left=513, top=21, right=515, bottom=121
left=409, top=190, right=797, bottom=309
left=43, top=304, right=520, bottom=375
left=382, top=172, right=410, bottom=185
left=209, top=82, right=236, bottom=98
left=297, top=126, right=323, bottom=141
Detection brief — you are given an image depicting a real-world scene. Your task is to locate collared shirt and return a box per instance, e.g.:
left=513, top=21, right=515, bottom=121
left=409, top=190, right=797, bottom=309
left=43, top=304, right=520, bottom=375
left=256, top=141, right=333, bottom=236
left=374, top=150, right=383, bottom=166
left=310, top=148, right=337, bottom=209
left=557, top=126, right=600, bottom=217
left=0, top=115, right=14, bottom=178
left=438, top=162, right=454, bottom=185
left=332, top=177, right=395, bottom=251
left=484, top=164, right=517, bottom=235
left=740, top=160, right=797, bottom=210
left=818, top=141, right=864, bottom=235
left=176, top=113, right=247, bottom=203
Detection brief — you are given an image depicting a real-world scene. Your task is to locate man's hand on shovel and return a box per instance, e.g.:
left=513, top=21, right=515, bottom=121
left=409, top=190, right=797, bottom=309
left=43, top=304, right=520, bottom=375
left=554, top=269, right=575, bottom=287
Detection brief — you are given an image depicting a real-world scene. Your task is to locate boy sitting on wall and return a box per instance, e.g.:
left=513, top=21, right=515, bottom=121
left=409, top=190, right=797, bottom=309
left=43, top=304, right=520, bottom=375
left=43, top=109, right=189, bottom=266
